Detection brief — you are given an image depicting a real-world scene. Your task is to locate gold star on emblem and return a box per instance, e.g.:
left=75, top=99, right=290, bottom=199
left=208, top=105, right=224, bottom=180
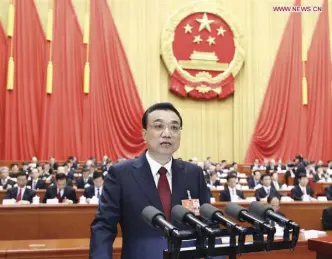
left=193, top=35, right=202, bottom=44
left=206, top=36, right=215, bottom=46
left=196, top=13, right=214, bottom=32
left=184, top=24, right=193, bottom=33
left=217, top=26, right=226, bottom=36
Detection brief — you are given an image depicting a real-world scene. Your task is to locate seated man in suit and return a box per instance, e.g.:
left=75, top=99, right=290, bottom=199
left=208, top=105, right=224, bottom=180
left=43, top=173, right=77, bottom=204
left=9, top=163, right=20, bottom=178
left=271, top=172, right=281, bottom=190
left=206, top=171, right=221, bottom=187
left=76, top=168, right=94, bottom=189
left=313, top=166, right=328, bottom=182
left=84, top=172, right=104, bottom=199
left=4, top=172, right=35, bottom=203
left=48, top=166, right=74, bottom=187
left=220, top=173, right=245, bottom=202
left=247, top=170, right=261, bottom=189
left=325, top=185, right=332, bottom=200
left=291, top=174, right=315, bottom=201
left=0, top=167, right=16, bottom=190
left=255, top=174, right=281, bottom=201
left=27, top=168, right=47, bottom=190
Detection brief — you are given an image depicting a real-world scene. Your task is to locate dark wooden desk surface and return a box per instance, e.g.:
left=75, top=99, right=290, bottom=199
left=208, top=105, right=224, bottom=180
left=308, top=235, right=332, bottom=259
left=1, top=232, right=331, bottom=259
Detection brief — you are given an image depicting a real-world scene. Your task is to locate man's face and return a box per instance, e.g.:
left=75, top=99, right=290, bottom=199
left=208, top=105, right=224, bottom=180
left=32, top=157, right=38, bottom=163
left=233, top=164, right=238, bottom=170
left=12, top=165, right=19, bottom=173
left=262, top=176, right=271, bottom=187
left=44, top=164, right=50, bottom=171
left=211, top=174, right=217, bottom=182
left=270, top=197, right=280, bottom=212
left=300, top=177, right=308, bottom=187
left=83, top=171, right=90, bottom=178
left=228, top=178, right=237, bottom=188
left=272, top=173, right=278, bottom=181
left=1, top=169, right=9, bottom=179
left=215, top=164, right=221, bottom=171
left=94, top=177, right=104, bottom=188
left=32, top=169, right=39, bottom=179
left=254, top=159, right=259, bottom=164
left=50, top=158, right=55, bottom=164
left=142, top=110, right=181, bottom=157
left=56, top=179, right=67, bottom=190
left=17, top=176, right=27, bottom=188
left=254, top=172, right=261, bottom=181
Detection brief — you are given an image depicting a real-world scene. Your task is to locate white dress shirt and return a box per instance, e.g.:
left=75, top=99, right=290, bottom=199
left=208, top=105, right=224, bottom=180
left=272, top=181, right=280, bottom=190
left=32, top=179, right=38, bottom=190
left=57, top=188, right=64, bottom=197
left=264, top=186, right=271, bottom=195
left=95, top=186, right=103, bottom=197
left=229, top=187, right=238, bottom=202
left=146, top=151, right=172, bottom=192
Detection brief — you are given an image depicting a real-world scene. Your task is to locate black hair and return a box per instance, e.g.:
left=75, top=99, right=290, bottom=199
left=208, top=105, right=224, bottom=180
left=298, top=173, right=308, bottom=180
left=221, top=160, right=226, bottom=163
left=56, top=173, right=67, bottom=181
left=227, top=173, right=237, bottom=181
left=232, top=162, right=237, bottom=166
left=93, top=171, right=104, bottom=180
left=253, top=170, right=260, bottom=176
left=142, top=102, right=183, bottom=129
left=17, top=172, right=28, bottom=179
left=260, top=173, right=271, bottom=181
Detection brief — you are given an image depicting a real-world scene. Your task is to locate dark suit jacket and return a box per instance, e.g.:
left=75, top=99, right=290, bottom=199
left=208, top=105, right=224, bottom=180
left=43, top=185, right=77, bottom=203
left=76, top=177, right=93, bottom=189
left=291, top=186, right=315, bottom=201
left=0, top=179, right=16, bottom=190
left=247, top=176, right=260, bottom=189
left=207, top=179, right=221, bottom=187
left=255, top=186, right=281, bottom=201
left=89, top=152, right=209, bottom=259
left=325, top=186, right=332, bottom=200
left=84, top=185, right=100, bottom=199
left=27, top=179, right=47, bottom=190
left=4, top=187, right=36, bottom=203
left=220, top=188, right=245, bottom=201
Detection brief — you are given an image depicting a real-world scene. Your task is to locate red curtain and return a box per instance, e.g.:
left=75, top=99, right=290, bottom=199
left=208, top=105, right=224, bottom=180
left=3, top=0, right=47, bottom=160
left=81, top=0, right=146, bottom=161
left=306, top=0, right=332, bottom=161
left=0, top=23, right=8, bottom=159
left=245, top=0, right=307, bottom=162
left=39, top=0, right=85, bottom=161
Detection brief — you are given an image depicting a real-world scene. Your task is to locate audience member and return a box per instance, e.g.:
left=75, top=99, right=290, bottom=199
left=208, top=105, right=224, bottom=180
left=255, top=174, right=281, bottom=201
left=0, top=167, right=16, bottom=190
left=43, top=173, right=77, bottom=203
left=220, top=174, right=245, bottom=202
left=291, top=174, right=315, bottom=201
left=247, top=170, right=261, bottom=189
left=271, top=172, right=281, bottom=190
left=77, top=168, right=94, bottom=189
left=83, top=172, right=104, bottom=199
left=27, top=168, right=47, bottom=190
left=4, top=172, right=35, bottom=203
left=324, top=184, right=332, bottom=200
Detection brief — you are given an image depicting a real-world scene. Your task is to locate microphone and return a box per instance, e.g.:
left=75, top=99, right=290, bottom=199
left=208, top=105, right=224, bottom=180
left=225, top=203, right=275, bottom=233
left=172, top=205, right=216, bottom=236
left=249, top=201, right=298, bottom=229
left=200, top=204, right=246, bottom=234
left=142, top=206, right=180, bottom=238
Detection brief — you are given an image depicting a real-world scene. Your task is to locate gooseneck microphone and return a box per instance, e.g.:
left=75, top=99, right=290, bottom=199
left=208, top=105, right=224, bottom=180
left=141, top=206, right=180, bottom=238
left=171, top=205, right=216, bottom=236
left=200, top=204, right=246, bottom=234
left=225, top=202, right=275, bottom=233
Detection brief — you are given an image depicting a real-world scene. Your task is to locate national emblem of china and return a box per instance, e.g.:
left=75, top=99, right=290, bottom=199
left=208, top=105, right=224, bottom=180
left=161, top=1, right=245, bottom=99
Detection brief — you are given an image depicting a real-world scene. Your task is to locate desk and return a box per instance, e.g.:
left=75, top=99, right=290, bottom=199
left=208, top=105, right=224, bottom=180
left=308, top=236, right=332, bottom=259
left=212, top=190, right=289, bottom=201
left=0, top=233, right=329, bottom=259
left=0, top=190, right=84, bottom=204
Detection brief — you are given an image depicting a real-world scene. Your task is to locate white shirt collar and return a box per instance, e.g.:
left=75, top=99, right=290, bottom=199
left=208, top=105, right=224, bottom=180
left=146, top=150, right=172, bottom=176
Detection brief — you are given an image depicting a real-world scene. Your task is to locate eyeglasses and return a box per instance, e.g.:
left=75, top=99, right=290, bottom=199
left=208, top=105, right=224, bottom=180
left=148, top=123, right=182, bottom=133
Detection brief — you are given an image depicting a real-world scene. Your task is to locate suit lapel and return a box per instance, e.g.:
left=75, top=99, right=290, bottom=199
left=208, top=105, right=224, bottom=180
left=132, top=153, right=163, bottom=211
left=171, top=159, right=186, bottom=208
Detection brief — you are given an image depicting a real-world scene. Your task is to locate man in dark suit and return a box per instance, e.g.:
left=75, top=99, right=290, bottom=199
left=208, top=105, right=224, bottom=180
left=220, top=174, right=245, bottom=201
left=206, top=171, right=221, bottom=187
left=4, top=172, right=35, bottom=203
left=255, top=174, right=281, bottom=201
left=90, top=102, right=211, bottom=259
left=247, top=170, right=261, bottom=189
left=49, top=157, right=59, bottom=170
left=27, top=168, right=47, bottom=190
left=0, top=167, right=16, bottom=190
left=76, top=168, right=94, bottom=189
left=84, top=172, right=104, bottom=199
left=325, top=185, right=332, bottom=200
left=43, top=173, right=77, bottom=203
left=271, top=172, right=281, bottom=190
left=291, top=174, right=315, bottom=201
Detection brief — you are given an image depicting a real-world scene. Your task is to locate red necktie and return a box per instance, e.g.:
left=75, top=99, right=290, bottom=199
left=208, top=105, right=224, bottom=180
left=16, top=189, right=22, bottom=202
left=157, top=167, right=171, bottom=220
left=57, top=190, right=62, bottom=202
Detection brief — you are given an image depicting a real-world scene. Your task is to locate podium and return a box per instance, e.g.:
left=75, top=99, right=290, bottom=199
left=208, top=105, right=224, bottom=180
left=308, top=236, right=332, bottom=259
